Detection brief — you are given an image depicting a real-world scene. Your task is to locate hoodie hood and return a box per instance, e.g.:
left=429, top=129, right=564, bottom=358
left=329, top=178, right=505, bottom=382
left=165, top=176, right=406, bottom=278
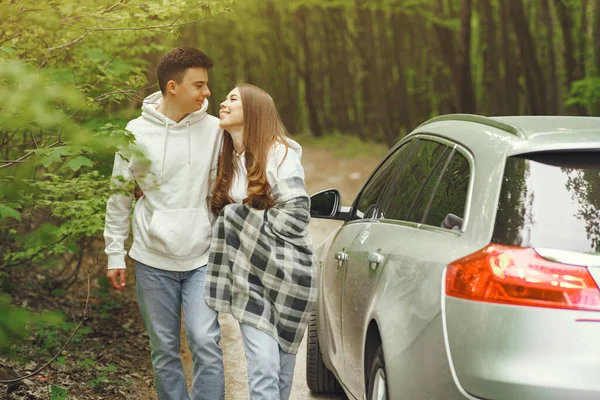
left=284, top=138, right=303, bottom=160
left=139, top=91, right=210, bottom=176
left=141, top=91, right=209, bottom=126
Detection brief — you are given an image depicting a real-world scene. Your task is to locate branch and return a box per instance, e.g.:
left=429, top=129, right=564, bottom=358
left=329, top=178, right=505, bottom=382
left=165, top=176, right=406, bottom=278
left=0, top=256, right=98, bottom=384
left=47, top=32, right=90, bottom=52
left=63, top=9, right=226, bottom=32
left=0, top=140, right=61, bottom=169
left=100, top=0, right=125, bottom=14
left=0, top=234, right=70, bottom=269
left=38, top=32, right=90, bottom=70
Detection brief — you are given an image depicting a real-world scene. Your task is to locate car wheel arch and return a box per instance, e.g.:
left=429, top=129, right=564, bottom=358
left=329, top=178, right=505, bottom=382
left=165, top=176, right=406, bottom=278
left=363, top=319, right=383, bottom=389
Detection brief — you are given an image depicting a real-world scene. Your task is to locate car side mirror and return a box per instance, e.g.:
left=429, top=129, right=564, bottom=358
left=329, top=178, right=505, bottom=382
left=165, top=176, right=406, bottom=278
left=310, top=189, right=351, bottom=221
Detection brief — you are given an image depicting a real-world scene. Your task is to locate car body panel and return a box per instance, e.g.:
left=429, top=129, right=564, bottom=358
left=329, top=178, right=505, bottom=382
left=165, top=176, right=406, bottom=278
left=373, top=226, right=475, bottom=400
left=341, top=221, right=416, bottom=397
left=445, top=296, right=600, bottom=400
left=316, top=223, right=364, bottom=380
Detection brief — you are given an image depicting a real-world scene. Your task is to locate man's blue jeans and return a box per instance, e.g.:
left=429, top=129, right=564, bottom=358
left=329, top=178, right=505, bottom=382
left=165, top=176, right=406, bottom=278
left=136, top=262, right=224, bottom=400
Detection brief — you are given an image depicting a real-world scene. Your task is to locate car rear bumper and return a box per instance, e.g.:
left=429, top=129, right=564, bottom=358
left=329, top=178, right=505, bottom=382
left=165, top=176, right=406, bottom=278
left=444, top=296, right=600, bottom=400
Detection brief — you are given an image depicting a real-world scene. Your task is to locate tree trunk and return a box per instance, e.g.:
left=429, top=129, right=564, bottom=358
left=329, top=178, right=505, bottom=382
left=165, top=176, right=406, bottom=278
left=509, top=0, right=548, bottom=114
left=480, top=0, right=502, bottom=115
left=391, top=12, right=412, bottom=132
left=294, top=7, right=323, bottom=137
left=500, top=0, right=520, bottom=114
left=596, top=0, right=600, bottom=73
left=433, top=0, right=459, bottom=111
left=456, top=0, right=476, bottom=113
left=541, top=0, right=560, bottom=114
left=328, top=7, right=357, bottom=135
left=554, top=0, right=587, bottom=114
left=355, top=0, right=397, bottom=145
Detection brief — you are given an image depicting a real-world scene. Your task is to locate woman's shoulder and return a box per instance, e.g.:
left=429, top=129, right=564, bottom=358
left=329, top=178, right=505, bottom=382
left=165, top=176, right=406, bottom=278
left=269, top=139, right=302, bottom=160
left=267, top=139, right=304, bottom=181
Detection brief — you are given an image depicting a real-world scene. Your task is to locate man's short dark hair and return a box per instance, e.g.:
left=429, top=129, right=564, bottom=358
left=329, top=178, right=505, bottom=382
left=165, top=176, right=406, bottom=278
left=157, top=47, right=214, bottom=94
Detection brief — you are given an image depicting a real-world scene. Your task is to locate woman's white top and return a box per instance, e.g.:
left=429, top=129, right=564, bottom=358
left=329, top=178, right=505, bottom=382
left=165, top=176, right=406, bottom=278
left=229, top=139, right=305, bottom=203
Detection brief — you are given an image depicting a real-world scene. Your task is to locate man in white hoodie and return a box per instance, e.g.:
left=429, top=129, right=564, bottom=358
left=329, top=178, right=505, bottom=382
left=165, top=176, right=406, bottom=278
left=104, top=47, right=224, bottom=400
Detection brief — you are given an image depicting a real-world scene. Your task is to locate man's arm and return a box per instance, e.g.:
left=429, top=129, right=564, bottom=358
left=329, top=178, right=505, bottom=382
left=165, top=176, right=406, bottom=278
left=104, top=152, right=134, bottom=290
left=207, top=129, right=224, bottom=224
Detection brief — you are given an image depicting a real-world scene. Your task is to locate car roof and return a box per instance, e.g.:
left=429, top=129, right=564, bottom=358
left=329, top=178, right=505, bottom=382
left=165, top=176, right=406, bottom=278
left=491, top=116, right=600, bottom=138
left=417, top=114, right=600, bottom=154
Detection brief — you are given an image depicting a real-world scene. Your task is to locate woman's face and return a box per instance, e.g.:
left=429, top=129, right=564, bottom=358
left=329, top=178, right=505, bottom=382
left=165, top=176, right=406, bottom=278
left=219, top=87, right=244, bottom=130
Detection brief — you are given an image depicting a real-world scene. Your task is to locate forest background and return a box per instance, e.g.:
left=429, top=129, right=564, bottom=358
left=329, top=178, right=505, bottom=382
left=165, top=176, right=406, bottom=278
left=0, top=0, right=598, bottom=397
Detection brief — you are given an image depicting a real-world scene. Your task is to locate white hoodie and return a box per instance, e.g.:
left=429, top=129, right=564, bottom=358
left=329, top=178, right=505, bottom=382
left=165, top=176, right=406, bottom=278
left=104, top=91, right=223, bottom=271
left=229, top=139, right=305, bottom=203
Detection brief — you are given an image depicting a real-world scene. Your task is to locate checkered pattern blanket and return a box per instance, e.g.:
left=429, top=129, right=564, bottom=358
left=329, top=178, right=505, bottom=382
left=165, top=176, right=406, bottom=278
left=205, top=176, right=317, bottom=354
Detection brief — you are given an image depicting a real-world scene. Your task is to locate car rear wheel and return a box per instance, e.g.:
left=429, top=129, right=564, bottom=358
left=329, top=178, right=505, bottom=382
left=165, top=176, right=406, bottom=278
left=306, top=309, right=343, bottom=394
left=367, top=345, right=388, bottom=400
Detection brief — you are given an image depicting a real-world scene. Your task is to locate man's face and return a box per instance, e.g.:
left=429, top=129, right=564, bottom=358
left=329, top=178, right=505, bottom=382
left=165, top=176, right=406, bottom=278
left=171, top=67, right=211, bottom=114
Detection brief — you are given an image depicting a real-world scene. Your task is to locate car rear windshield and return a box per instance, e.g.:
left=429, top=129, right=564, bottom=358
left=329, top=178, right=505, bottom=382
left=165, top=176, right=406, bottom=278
left=492, top=152, right=600, bottom=254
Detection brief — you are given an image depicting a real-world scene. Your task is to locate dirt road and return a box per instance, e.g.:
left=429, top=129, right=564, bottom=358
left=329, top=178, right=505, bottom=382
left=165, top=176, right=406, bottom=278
left=181, top=145, right=379, bottom=399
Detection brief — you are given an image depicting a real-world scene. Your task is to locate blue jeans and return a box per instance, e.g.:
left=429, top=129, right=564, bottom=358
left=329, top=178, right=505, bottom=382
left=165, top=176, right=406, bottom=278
left=136, top=262, right=224, bottom=400
left=240, top=323, right=297, bottom=400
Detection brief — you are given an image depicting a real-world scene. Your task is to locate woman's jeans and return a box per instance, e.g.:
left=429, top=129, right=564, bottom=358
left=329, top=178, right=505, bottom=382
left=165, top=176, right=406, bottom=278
left=240, top=323, right=297, bottom=400
left=136, top=262, right=224, bottom=400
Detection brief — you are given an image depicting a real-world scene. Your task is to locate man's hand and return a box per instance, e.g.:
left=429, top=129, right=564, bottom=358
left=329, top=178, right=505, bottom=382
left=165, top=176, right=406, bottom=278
left=134, top=184, right=144, bottom=200
left=107, top=269, right=127, bottom=290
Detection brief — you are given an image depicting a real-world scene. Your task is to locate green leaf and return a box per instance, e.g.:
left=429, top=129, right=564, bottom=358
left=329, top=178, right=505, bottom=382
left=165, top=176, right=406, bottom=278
left=63, top=156, right=94, bottom=171
left=77, top=358, right=95, bottom=367
left=51, top=288, right=67, bottom=297
left=0, top=46, right=15, bottom=55
left=50, top=384, right=69, bottom=399
left=0, top=204, right=21, bottom=221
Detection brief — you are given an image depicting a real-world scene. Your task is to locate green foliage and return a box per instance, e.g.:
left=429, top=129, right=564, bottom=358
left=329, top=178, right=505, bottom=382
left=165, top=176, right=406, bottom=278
left=567, top=77, right=600, bottom=111
left=0, top=294, right=63, bottom=353
left=0, top=0, right=234, bottom=358
left=50, top=384, right=69, bottom=400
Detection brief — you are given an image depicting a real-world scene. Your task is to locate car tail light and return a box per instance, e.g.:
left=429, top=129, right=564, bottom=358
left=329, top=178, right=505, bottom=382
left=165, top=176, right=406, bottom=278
left=446, top=243, right=600, bottom=311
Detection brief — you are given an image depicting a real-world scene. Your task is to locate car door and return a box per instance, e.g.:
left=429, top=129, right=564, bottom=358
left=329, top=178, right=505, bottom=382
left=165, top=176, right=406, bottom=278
left=341, top=139, right=455, bottom=397
left=321, top=140, right=417, bottom=383
left=382, top=142, right=472, bottom=400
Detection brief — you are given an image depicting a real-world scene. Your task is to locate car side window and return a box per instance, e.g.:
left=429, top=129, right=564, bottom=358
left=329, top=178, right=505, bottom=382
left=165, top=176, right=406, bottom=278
left=422, top=151, right=471, bottom=231
left=353, top=142, right=415, bottom=220
left=381, top=140, right=451, bottom=222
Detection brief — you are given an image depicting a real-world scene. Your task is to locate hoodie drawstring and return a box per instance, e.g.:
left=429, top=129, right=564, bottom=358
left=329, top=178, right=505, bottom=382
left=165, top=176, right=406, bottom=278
left=161, top=120, right=169, bottom=179
left=187, top=121, right=191, bottom=165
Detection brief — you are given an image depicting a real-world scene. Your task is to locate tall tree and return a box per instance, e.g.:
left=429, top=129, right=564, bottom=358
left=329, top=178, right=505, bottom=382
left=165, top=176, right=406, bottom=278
left=457, top=0, right=476, bottom=113
left=541, top=0, right=560, bottom=114
left=480, top=0, right=503, bottom=115
left=294, top=6, right=323, bottom=137
left=500, top=0, right=520, bottom=114
left=509, top=0, right=548, bottom=114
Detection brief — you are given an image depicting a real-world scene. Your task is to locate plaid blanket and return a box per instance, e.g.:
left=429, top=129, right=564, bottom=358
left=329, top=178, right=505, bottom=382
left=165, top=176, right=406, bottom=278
left=205, top=176, right=317, bottom=354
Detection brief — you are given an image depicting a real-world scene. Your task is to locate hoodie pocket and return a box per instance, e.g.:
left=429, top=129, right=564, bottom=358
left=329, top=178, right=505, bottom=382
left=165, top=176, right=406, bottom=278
left=147, top=207, right=211, bottom=257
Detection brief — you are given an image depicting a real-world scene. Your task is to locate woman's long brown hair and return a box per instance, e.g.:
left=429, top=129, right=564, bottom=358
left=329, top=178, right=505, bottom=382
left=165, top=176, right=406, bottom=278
left=211, top=84, right=289, bottom=215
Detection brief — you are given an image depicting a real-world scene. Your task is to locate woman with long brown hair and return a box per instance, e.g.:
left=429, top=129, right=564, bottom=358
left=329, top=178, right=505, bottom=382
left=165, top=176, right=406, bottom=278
left=205, top=83, right=317, bottom=400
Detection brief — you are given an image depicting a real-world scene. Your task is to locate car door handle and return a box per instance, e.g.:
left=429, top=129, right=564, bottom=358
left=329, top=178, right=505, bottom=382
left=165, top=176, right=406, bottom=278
left=334, top=251, right=349, bottom=261
left=368, top=252, right=384, bottom=270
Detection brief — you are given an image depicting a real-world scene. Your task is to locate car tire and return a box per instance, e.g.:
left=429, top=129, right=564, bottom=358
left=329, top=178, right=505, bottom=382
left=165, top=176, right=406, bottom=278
left=306, top=309, right=343, bottom=394
left=366, top=345, right=388, bottom=400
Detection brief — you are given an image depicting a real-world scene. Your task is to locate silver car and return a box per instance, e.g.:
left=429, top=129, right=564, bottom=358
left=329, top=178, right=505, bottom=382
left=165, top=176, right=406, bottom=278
left=306, top=114, right=600, bottom=400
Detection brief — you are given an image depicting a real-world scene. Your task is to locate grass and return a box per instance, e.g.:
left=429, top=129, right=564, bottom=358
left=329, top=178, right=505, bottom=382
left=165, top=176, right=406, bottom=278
left=292, top=132, right=390, bottom=159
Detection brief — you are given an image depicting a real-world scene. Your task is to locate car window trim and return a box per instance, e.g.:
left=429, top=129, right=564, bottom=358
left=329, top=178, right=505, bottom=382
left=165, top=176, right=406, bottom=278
left=413, top=134, right=475, bottom=232
left=403, top=145, right=453, bottom=222
left=420, top=148, right=456, bottom=224
left=349, top=140, right=418, bottom=221
left=344, top=133, right=475, bottom=232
